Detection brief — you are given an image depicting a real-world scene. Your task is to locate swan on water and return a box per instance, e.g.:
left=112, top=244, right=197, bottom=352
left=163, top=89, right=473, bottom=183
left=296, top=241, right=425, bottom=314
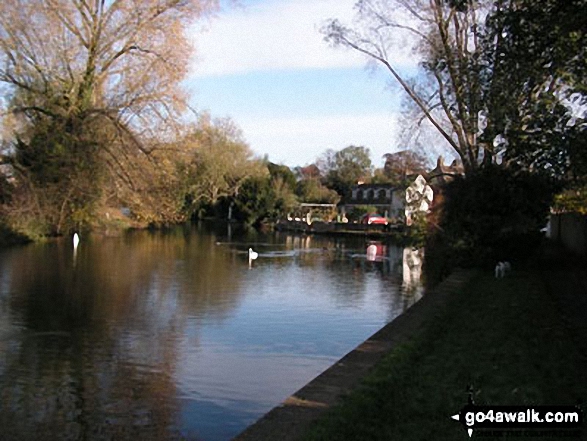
left=494, top=261, right=511, bottom=278
left=73, top=233, right=80, bottom=249
left=248, top=248, right=258, bottom=268
left=248, top=248, right=258, bottom=260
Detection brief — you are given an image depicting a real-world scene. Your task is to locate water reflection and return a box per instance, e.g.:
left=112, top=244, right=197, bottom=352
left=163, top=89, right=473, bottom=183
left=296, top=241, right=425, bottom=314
left=0, top=225, right=423, bottom=440
left=403, top=247, right=424, bottom=298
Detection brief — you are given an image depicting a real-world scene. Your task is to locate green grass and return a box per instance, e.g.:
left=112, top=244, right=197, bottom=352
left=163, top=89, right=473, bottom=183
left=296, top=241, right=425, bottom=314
left=303, top=270, right=587, bottom=440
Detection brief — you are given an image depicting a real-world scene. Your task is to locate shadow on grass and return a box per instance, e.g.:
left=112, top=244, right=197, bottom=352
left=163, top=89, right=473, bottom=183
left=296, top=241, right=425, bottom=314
left=303, top=267, right=587, bottom=440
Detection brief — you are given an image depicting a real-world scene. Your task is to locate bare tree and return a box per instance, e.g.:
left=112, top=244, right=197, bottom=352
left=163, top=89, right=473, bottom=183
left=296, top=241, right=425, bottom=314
left=383, top=149, right=429, bottom=181
left=180, top=115, right=268, bottom=209
left=324, top=0, right=492, bottom=174
left=0, top=0, right=216, bottom=135
left=0, top=0, right=217, bottom=233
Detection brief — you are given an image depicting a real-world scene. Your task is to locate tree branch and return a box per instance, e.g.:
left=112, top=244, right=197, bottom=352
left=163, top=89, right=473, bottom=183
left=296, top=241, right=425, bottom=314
left=327, top=25, right=461, bottom=154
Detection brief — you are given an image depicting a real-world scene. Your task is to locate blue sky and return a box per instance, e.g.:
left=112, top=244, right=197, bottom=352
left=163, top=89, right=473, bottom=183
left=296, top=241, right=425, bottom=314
left=184, top=0, right=421, bottom=168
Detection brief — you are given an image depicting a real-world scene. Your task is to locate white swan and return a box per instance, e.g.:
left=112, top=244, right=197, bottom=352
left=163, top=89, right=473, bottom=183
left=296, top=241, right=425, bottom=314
left=248, top=247, right=258, bottom=268
left=73, top=233, right=80, bottom=249
left=248, top=248, right=258, bottom=260
left=494, top=261, right=511, bottom=278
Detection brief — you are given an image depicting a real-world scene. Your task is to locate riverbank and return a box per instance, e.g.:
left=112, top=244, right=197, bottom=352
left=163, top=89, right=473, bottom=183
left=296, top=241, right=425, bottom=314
left=0, top=207, right=156, bottom=247
left=0, top=222, right=31, bottom=247
left=274, top=219, right=422, bottom=246
left=275, top=219, right=403, bottom=236
left=235, top=244, right=587, bottom=440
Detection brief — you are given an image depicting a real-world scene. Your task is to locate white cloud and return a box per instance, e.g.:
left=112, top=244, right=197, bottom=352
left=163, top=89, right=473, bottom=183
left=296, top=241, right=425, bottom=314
left=188, top=0, right=418, bottom=77
left=238, top=113, right=402, bottom=167
left=183, top=0, right=430, bottom=167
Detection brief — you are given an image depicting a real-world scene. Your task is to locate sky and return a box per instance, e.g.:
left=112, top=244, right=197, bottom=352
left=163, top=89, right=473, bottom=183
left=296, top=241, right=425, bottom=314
left=184, top=0, right=421, bottom=168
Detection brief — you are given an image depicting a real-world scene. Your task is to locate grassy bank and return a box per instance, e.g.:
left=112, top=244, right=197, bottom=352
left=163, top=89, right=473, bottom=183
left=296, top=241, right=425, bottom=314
left=303, top=263, right=587, bottom=440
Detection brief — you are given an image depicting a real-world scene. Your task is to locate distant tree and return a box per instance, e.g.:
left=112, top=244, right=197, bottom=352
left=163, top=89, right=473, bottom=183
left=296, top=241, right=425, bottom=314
left=319, top=145, right=373, bottom=199
left=382, top=150, right=429, bottom=185
left=295, top=178, right=340, bottom=204
left=233, top=177, right=276, bottom=226
left=267, top=163, right=297, bottom=191
left=233, top=174, right=298, bottom=226
left=294, top=164, right=322, bottom=181
left=270, top=177, right=299, bottom=215
left=292, top=162, right=339, bottom=204
left=180, top=115, right=267, bottom=213
left=371, top=168, right=390, bottom=185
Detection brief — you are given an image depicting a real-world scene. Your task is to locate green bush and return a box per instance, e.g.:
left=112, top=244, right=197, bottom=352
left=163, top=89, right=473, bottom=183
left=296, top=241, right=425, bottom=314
left=433, top=165, right=554, bottom=268
left=553, top=184, right=587, bottom=214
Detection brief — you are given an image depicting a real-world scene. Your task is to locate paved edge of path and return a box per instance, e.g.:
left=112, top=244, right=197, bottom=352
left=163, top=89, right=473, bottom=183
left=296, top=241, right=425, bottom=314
left=233, top=268, right=479, bottom=441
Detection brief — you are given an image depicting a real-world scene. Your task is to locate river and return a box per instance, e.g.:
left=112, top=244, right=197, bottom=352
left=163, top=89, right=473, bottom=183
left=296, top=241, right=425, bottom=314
left=0, top=223, right=423, bottom=440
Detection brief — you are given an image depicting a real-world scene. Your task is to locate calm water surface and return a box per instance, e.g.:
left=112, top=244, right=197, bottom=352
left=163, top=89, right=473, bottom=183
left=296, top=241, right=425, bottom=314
left=0, top=223, right=423, bottom=440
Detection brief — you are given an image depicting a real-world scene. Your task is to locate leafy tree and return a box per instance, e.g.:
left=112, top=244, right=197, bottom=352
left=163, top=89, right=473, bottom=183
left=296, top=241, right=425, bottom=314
left=438, top=165, right=555, bottom=266
left=267, top=162, right=297, bottom=192
left=381, top=150, right=429, bottom=185
left=233, top=177, right=275, bottom=226
left=295, top=178, right=340, bottom=204
left=113, top=143, right=194, bottom=227
left=293, top=163, right=339, bottom=204
left=2, top=117, right=105, bottom=235
left=324, top=0, right=586, bottom=180
left=481, top=0, right=586, bottom=182
left=0, top=0, right=217, bottom=235
left=266, top=164, right=299, bottom=218
left=319, top=145, right=373, bottom=199
left=236, top=162, right=299, bottom=224
left=270, top=177, right=299, bottom=215
left=180, top=115, right=267, bottom=214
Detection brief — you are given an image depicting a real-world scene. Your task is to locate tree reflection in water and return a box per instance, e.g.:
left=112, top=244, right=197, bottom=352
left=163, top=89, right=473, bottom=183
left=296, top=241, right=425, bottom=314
left=0, top=224, right=424, bottom=440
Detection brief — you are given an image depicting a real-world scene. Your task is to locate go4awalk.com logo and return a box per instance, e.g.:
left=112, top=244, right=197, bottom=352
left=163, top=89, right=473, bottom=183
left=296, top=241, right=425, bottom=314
left=451, top=403, right=583, bottom=437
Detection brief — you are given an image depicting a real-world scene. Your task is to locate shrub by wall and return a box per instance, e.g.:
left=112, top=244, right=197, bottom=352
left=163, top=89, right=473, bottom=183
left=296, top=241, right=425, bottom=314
left=429, top=166, right=554, bottom=269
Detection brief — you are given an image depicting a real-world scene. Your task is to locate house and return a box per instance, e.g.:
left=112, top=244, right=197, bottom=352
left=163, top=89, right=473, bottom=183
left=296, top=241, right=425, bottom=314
left=425, top=155, right=464, bottom=186
left=344, top=174, right=434, bottom=224
left=343, top=183, right=406, bottom=220
left=341, top=154, right=466, bottom=224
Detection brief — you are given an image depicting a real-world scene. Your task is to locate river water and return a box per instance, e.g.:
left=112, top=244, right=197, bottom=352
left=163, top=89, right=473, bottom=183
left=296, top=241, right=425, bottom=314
left=0, top=223, right=423, bottom=440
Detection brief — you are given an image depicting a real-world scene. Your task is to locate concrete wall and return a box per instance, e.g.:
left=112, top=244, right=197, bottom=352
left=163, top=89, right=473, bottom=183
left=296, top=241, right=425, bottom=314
left=550, top=213, right=587, bottom=256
